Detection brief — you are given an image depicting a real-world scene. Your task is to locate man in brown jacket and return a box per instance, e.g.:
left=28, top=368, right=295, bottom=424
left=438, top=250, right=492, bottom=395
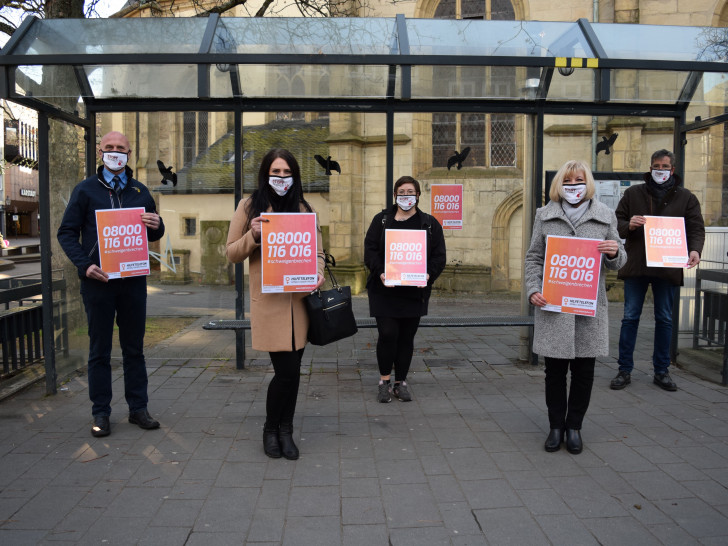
left=610, top=149, right=705, bottom=392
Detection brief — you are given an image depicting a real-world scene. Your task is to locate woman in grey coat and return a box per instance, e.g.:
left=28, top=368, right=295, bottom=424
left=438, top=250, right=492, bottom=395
left=525, top=160, right=626, bottom=454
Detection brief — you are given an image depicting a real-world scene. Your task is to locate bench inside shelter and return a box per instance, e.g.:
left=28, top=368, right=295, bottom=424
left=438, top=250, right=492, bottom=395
left=204, top=314, right=535, bottom=369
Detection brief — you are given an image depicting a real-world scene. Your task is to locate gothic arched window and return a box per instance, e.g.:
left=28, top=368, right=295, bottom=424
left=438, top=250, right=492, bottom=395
left=432, top=0, right=517, bottom=168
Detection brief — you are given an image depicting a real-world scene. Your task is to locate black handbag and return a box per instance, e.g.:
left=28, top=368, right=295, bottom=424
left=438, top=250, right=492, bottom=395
left=304, top=253, right=358, bottom=346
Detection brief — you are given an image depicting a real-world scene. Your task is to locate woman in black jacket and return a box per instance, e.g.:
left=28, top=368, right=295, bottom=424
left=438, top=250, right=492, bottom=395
left=364, top=176, right=446, bottom=402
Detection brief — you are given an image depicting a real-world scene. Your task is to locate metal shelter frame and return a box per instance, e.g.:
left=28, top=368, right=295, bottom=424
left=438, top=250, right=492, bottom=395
left=1, top=14, right=727, bottom=390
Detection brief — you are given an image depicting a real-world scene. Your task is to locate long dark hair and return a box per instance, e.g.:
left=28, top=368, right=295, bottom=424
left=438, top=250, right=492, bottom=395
left=248, top=148, right=312, bottom=222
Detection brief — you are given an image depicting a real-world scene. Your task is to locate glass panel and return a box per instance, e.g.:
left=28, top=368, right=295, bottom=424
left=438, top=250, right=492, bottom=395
left=212, top=65, right=396, bottom=99
left=420, top=113, right=528, bottom=290
left=461, top=113, right=485, bottom=166
left=684, top=72, right=728, bottom=123
left=546, top=67, right=596, bottom=102
left=592, top=23, right=728, bottom=63
left=11, top=17, right=208, bottom=55
left=432, top=113, right=457, bottom=168
left=14, top=65, right=85, bottom=115
left=411, top=65, right=529, bottom=99
left=490, top=114, right=516, bottom=167
left=406, top=20, right=593, bottom=58
left=48, top=120, right=88, bottom=382
left=610, top=70, right=689, bottom=103
left=213, top=17, right=397, bottom=55
left=85, top=65, right=198, bottom=98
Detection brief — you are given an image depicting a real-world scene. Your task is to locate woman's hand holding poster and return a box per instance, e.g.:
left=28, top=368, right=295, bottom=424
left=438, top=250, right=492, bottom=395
left=541, top=235, right=602, bottom=317
left=261, top=212, right=318, bottom=293
left=384, top=229, right=428, bottom=287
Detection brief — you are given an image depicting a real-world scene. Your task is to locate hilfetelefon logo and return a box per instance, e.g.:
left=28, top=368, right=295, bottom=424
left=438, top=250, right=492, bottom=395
left=563, top=296, right=594, bottom=308
left=284, top=274, right=316, bottom=285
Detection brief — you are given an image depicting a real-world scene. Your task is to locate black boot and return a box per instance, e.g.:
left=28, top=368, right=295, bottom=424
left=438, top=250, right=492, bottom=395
left=565, top=429, right=583, bottom=454
left=278, top=422, right=299, bottom=460
left=263, top=422, right=281, bottom=458
left=544, top=428, right=564, bottom=452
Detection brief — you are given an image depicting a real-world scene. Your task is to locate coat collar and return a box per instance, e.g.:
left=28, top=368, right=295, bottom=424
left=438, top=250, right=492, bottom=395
left=540, top=199, right=612, bottom=225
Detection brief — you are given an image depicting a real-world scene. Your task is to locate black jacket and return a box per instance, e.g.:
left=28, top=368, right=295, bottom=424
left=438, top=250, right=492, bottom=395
left=57, top=166, right=165, bottom=279
left=364, top=206, right=446, bottom=317
left=615, top=172, right=704, bottom=286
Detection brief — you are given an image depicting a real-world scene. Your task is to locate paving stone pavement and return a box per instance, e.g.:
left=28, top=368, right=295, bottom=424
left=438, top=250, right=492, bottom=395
left=1, top=286, right=727, bottom=545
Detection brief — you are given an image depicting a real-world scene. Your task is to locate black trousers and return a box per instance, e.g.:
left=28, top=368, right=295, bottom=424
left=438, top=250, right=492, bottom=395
left=375, top=316, right=421, bottom=381
left=544, top=357, right=595, bottom=430
left=266, top=349, right=304, bottom=427
left=81, top=276, right=148, bottom=417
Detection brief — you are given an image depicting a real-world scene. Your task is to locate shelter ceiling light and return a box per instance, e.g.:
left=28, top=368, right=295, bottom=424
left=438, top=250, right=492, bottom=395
left=558, top=66, right=575, bottom=76
left=523, top=78, right=540, bottom=99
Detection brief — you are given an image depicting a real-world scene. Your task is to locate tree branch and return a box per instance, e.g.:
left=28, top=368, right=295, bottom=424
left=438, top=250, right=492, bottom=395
left=254, top=0, right=274, bottom=17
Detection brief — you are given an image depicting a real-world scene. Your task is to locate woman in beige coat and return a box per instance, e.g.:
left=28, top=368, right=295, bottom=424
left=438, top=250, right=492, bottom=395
left=226, top=149, right=325, bottom=460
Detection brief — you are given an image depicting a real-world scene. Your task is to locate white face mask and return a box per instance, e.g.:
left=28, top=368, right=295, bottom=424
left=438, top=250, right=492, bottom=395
left=651, top=169, right=671, bottom=184
left=560, top=184, right=587, bottom=205
left=396, top=195, right=417, bottom=211
left=269, top=176, right=293, bottom=196
left=102, top=151, right=128, bottom=171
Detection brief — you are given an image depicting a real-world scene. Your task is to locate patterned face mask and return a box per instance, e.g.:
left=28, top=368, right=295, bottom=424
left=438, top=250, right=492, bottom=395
left=396, top=195, right=417, bottom=211
left=651, top=169, right=671, bottom=184
left=269, top=176, right=293, bottom=196
left=102, top=151, right=128, bottom=171
left=560, top=184, right=586, bottom=204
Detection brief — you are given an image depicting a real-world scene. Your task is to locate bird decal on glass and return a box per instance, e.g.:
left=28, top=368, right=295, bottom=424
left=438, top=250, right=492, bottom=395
left=156, top=160, right=178, bottom=186
left=446, top=147, right=471, bottom=170
left=596, top=133, right=618, bottom=156
left=314, top=154, right=342, bottom=175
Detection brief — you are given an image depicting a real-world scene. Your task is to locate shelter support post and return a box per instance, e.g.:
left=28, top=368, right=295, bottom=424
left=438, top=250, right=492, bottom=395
left=521, top=111, right=543, bottom=365
left=386, top=110, right=394, bottom=208
left=38, top=113, right=57, bottom=394
left=234, top=110, right=245, bottom=369
left=670, top=114, right=686, bottom=365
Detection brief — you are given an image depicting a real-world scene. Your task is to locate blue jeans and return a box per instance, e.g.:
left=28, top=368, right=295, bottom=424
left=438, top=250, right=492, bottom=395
left=617, top=277, right=676, bottom=374
left=81, top=276, right=149, bottom=417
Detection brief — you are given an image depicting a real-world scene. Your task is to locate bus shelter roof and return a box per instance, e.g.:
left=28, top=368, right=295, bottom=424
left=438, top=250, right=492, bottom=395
left=0, top=15, right=726, bottom=122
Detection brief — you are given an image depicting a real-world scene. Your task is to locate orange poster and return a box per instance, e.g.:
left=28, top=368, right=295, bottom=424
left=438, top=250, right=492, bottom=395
left=541, top=235, right=602, bottom=317
left=95, top=207, right=150, bottom=279
left=384, top=229, right=428, bottom=287
left=644, top=216, right=689, bottom=268
left=261, top=212, right=318, bottom=293
left=431, top=184, right=463, bottom=229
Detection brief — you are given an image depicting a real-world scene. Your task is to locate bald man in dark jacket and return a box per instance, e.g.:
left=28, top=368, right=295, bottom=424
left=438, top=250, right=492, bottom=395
left=58, top=131, right=165, bottom=437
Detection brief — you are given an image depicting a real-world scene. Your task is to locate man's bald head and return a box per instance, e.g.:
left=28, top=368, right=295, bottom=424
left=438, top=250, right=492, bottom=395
left=99, top=131, right=130, bottom=153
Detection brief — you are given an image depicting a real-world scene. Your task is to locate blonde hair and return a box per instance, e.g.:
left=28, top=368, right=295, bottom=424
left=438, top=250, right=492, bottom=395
left=549, top=160, right=596, bottom=202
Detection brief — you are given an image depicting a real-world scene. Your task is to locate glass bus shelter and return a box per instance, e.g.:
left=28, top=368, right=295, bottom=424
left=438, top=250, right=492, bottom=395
left=2, top=15, right=727, bottom=391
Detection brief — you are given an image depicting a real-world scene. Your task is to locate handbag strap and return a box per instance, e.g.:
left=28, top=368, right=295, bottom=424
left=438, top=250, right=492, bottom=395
left=321, top=251, right=341, bottom=291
